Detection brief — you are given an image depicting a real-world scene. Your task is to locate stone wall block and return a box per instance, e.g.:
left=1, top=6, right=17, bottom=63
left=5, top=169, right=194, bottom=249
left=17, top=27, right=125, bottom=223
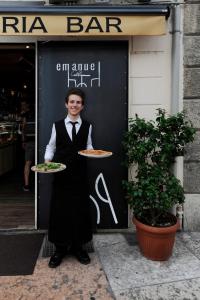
left=184, top=4, right=200, bottom=34
left=184, top=36, right=200, bottom=66
left=184, top=162, right=200, bottom=193
left=184, top=100, right=200, bottom=128
left=184, top=194, right=200, bottom=231
left=185, top=131, right=200, bottom=161
left=184, top=69, right=200, bottom=98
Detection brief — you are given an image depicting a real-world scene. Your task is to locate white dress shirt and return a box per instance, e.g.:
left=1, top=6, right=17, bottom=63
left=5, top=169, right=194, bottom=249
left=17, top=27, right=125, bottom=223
left=44, top=115, right=93, bottom=161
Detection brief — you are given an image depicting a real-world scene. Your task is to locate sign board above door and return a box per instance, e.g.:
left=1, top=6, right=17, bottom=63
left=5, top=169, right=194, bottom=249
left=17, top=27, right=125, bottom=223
left=0, top=5, right=170, bottom=36
left=0, top=15, right=166, bottom=36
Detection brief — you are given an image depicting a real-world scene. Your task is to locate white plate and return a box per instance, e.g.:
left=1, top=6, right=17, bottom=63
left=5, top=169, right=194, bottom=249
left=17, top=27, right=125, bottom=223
left=31, top=163, right=66, bottom=173
left=78, top=151, right=113, bottom=158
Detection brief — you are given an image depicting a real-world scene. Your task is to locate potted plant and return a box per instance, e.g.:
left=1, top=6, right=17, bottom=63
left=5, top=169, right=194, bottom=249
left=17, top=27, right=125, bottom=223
left=123, top=109, right=196, bottom=261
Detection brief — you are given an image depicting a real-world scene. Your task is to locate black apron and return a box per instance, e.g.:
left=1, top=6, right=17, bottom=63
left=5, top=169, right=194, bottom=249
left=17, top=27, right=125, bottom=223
left=48, top=119, right=92, bottom=246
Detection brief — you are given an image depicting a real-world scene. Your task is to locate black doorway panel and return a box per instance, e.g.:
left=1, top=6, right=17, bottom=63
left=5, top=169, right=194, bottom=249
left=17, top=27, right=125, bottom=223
left=38, top=41, right=128, bottom=229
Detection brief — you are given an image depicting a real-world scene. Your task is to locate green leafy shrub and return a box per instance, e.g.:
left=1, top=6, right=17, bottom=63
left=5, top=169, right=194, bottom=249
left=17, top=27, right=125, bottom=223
left=123, top=109, right=196, bottom=227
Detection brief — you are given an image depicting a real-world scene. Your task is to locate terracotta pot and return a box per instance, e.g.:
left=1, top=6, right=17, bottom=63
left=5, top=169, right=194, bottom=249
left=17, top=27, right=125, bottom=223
left=133, top=216, right=179, bottom=261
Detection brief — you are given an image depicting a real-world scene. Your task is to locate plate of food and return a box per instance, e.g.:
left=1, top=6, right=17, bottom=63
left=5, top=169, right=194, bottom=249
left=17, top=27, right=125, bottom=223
left=78, top=149, right=113, bottom=158
left=31, top=162, right=66, bottom=173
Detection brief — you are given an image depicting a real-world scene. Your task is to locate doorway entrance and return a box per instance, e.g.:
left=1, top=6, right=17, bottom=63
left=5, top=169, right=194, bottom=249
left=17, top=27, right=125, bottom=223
left=0, top=43, right=35, bottom=229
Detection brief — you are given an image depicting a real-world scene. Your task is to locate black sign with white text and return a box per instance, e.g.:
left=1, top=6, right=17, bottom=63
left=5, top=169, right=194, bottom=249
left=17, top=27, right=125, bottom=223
left=38, top=41, right=128, bottom=229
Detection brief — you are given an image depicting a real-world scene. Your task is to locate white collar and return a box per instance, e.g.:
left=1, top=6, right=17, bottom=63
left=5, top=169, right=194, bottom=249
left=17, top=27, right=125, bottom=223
left=65, top=115, right=82, bottom=125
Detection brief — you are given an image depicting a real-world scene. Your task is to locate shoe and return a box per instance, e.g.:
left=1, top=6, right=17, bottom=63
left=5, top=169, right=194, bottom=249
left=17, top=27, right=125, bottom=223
left=73, top=247, right=91, bottom=265
left=48, top=252, right=65, bottom=268
left=23, top=185, right=30, bottom=192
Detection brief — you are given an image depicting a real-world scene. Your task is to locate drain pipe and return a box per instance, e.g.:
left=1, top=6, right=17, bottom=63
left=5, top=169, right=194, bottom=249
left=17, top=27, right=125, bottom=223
left=171, top=3, right=184, bottom=230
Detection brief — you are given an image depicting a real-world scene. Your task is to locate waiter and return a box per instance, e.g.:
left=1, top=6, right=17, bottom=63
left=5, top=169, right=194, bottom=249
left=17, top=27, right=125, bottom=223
left=44, top=88, right=93, bottom=268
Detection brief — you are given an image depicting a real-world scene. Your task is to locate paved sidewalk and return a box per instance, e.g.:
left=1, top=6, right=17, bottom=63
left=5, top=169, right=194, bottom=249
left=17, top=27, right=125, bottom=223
left=94, top=231, right=200, bottom=300
left=1, top=231, right=200, bottom=299
left=0, top=251, right=114, bottom=300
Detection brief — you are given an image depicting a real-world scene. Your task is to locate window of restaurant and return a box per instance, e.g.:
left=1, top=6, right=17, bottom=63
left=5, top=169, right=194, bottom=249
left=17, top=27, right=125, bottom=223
left=0, top=43, right=35, bottom=229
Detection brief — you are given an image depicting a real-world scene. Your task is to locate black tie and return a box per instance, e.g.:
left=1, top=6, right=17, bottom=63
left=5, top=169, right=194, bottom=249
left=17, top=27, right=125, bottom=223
left=70, top=121, right=78, bottom=142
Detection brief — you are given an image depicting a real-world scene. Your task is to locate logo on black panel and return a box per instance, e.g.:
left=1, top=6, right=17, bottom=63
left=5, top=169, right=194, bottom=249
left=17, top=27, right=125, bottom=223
left=56, top=61, right=101, bottom=88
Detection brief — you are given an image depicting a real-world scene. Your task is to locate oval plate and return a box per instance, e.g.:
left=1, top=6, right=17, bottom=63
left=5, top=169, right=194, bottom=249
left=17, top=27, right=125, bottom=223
left=31, top=163, right=66, bottom=173
left=78, top=150, right=113, bottom=158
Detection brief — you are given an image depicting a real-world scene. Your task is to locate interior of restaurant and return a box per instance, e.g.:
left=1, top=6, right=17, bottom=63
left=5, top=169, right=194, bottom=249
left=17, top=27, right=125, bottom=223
left=0, top=43, right=35, bottom=229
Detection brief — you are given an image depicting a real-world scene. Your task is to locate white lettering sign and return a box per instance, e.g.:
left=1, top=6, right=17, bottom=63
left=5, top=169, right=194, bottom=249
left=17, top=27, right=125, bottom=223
left=56, top=61, right=101, bottom=88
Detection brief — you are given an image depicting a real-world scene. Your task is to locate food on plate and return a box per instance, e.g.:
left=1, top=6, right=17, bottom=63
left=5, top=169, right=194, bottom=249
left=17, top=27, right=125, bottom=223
left=79, top=149, right=112, bottom=156
left=32, top=162, right=66, bottom=173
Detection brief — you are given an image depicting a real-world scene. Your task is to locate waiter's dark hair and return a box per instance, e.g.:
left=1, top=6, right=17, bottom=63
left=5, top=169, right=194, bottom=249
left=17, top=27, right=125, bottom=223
left=65, top=88, right=85, bottom=105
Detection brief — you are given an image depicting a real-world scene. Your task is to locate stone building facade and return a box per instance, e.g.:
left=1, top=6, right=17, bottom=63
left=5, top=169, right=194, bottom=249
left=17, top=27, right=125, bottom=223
left=184, top=1, right=200, bottom=230
left=0, top=0, right=199, bottom=230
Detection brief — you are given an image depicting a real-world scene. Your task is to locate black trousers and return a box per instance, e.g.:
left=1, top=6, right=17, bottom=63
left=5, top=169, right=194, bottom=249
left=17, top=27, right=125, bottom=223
left=55, top=241, right=83, bottom=253
left=48, top=169, right=92, bottom=247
